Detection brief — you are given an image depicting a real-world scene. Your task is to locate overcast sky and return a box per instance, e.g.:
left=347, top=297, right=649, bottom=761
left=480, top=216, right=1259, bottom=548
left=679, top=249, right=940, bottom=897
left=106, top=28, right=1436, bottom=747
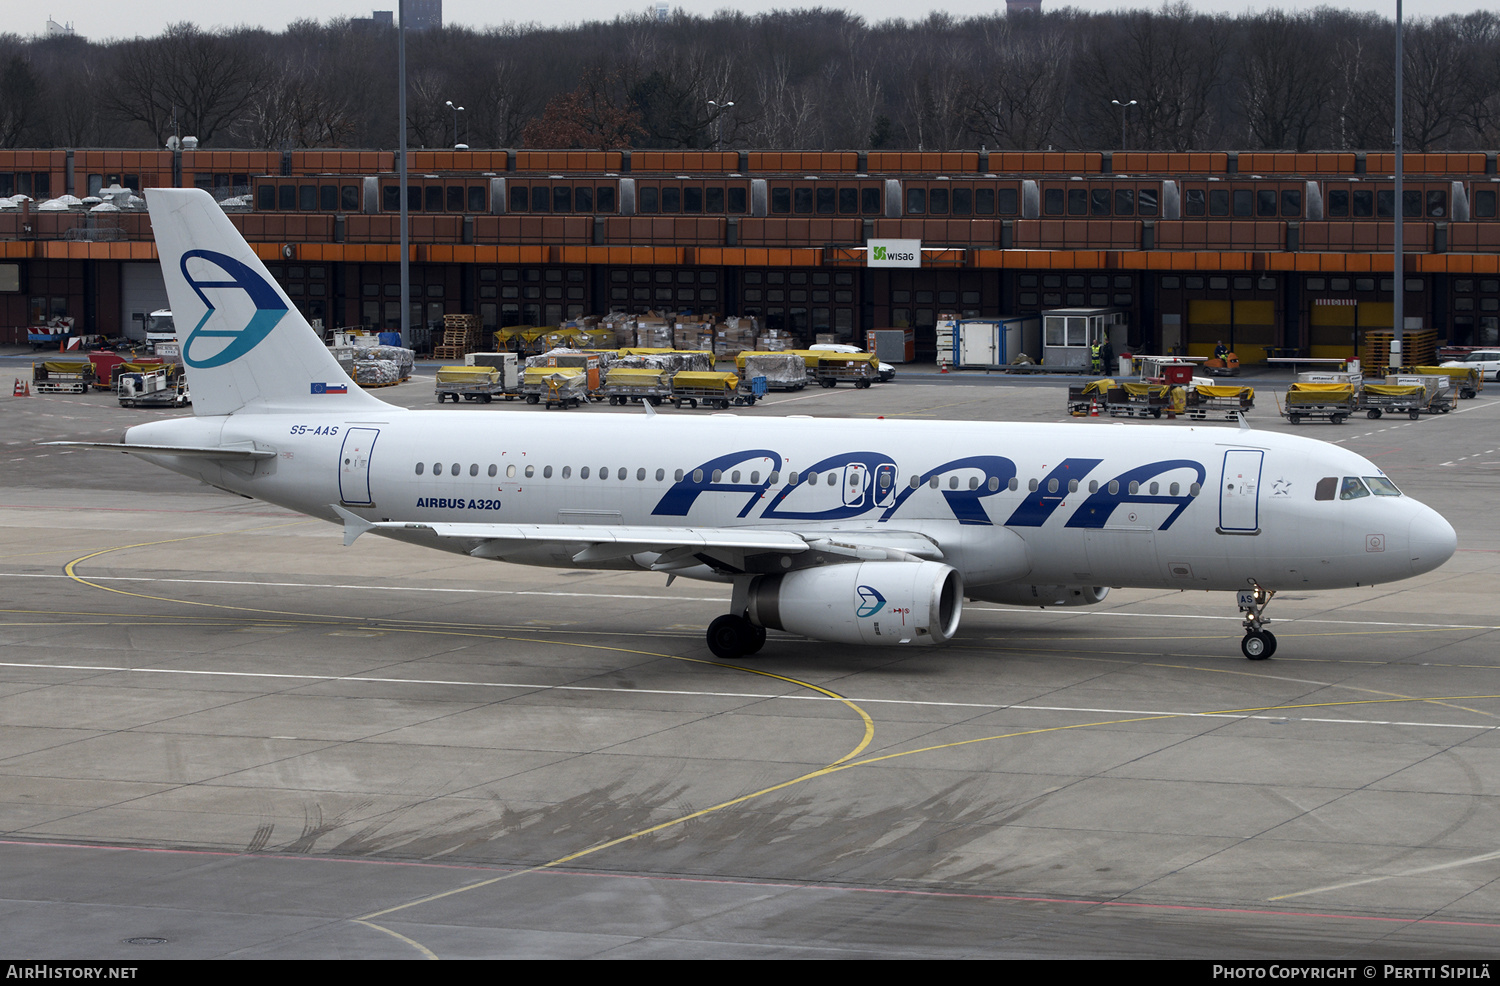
left=33, top=0, right=1495, bottom=43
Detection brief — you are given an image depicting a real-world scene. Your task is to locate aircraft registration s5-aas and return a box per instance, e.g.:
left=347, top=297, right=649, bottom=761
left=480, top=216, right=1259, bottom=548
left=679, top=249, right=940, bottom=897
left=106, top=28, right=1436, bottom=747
left=54, top=189, right=1457, bottom=661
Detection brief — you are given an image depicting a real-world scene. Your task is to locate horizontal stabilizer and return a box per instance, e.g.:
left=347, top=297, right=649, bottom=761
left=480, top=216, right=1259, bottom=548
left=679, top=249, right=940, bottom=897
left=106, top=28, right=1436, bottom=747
left=41, top=441, right=275, bottom=459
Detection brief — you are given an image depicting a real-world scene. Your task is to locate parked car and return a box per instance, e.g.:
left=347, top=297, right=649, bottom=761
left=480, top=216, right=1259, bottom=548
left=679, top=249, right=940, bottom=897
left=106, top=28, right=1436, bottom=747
left=1441, top=349, right=1500, bottom=381
left=809, top=343, right=896, bottom=381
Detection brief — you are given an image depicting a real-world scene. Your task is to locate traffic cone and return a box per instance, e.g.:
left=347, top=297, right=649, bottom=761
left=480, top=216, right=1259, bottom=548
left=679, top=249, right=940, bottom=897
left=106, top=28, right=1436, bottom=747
left=13, top=378, right=30, bottom=397
left=1090, top=402, right=1099, bottom=416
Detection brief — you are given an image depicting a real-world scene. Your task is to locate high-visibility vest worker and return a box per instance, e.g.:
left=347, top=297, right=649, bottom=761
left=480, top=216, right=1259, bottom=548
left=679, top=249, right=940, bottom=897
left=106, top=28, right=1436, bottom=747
left=1090, top=342, right=1102, bottom=370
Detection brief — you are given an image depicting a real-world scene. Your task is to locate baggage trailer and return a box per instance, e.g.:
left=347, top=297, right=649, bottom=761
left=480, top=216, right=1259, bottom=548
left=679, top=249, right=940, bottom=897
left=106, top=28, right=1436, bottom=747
left=1282, top=383, right=1356, bottom=424
left=521, top=367, right=589, bottom=408
left=434, top=365, right=516, bottom=403
left=601, top=367, right=672, bottom=406
left=1066, top=378, right=1114, bottom=416
left=1105, top=382, right=1170, bottom=418
left=1359, top=384, right=1425, bottom=420
left=812, top=353, right=878, bottom=389
left=1387, top=374, right=1454, bottom=416
left=31, top=359, right=95, bottom=394
left=670, top=371, right=743, bottom=409
left=1186, top=384, right=1255, bottom=421
left=1411, top=365, right=1481, bottom=399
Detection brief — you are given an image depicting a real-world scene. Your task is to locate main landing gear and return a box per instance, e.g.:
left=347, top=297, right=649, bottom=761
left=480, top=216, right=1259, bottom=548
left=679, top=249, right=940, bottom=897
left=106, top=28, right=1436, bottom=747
left=707, top=614, right=767, bottom=660
left=1237, top=582, right=1277, bottom=660
left=705, top=577, right=768, bottom=660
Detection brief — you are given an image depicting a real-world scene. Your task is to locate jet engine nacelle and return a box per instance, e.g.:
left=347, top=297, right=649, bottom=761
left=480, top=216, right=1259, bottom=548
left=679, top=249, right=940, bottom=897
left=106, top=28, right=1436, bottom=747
left=967, top=584, right=1109, bottom=608
left=747, top=561, right=963, bottom=646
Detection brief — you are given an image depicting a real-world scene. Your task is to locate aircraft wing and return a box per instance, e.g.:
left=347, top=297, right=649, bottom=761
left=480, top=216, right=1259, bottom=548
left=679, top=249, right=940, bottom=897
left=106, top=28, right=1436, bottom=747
left=332, top=506, right=942, bottom=570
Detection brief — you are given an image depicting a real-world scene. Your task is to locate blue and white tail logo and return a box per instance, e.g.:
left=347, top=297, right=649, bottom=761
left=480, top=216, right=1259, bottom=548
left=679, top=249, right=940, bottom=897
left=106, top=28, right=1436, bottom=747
left=179, top=249, right=288, bottom=369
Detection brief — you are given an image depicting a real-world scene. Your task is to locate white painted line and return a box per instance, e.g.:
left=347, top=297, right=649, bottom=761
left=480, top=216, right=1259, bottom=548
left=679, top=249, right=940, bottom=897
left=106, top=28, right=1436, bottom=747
left=0, top=660, right=1494, bottom=731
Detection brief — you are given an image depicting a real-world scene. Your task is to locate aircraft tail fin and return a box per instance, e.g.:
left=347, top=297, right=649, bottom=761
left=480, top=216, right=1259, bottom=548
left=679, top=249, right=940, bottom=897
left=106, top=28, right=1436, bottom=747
left=146, top=187, right=390, bottom=417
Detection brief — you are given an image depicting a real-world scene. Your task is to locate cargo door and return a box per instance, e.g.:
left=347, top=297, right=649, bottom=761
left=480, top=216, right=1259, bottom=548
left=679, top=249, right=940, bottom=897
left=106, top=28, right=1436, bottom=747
left=339, top=427, right=379, bottom=506
left=1218, top=449, right=1263, bottom=534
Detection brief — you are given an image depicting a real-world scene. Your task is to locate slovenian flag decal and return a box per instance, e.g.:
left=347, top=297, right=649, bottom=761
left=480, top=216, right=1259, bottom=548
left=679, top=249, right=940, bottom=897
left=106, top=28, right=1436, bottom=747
left=311, top=382, right=348, bottom=394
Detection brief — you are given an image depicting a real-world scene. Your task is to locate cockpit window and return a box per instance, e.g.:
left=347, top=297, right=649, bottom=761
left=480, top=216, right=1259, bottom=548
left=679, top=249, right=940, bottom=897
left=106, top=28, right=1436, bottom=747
left=1316, top=477, right=1337, bottom=501
left=1339, top=477, right=1370, bottom=500
left=1364, top=476, right=1402, bottom=496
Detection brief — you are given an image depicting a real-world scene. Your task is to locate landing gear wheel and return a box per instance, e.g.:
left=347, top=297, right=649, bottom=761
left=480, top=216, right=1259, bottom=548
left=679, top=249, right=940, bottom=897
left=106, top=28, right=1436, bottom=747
left=1241, top=630, right=1276, bottom=660
left=707, top=615, right=759, bottom=660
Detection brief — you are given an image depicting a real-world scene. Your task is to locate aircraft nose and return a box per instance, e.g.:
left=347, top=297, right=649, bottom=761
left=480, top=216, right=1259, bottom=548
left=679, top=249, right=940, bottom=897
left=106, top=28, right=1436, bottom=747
left=1407, top=503, right=1457, bottom=577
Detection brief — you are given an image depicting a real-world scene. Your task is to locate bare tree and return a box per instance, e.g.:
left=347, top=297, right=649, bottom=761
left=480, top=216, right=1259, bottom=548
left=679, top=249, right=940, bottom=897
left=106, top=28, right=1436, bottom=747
left=1237, top=10, right=1331, bottom=150
left=1075, top=4, right=1229, bottom=151
left=106, top=24, right=274, bottom=146
left=967, top=16, right=1073, bottom=150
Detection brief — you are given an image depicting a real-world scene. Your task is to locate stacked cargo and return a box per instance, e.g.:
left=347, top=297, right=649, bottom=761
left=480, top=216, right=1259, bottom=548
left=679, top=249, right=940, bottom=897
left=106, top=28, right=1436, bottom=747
left=755, top=327, right=799, bottom=351
left=738, top=352, right=807, bottom=390
left=353, top=359, right=401, bottom=387
left=434, top=314, right=482, bottom=359
left=715, top=316, right=759, bottom=359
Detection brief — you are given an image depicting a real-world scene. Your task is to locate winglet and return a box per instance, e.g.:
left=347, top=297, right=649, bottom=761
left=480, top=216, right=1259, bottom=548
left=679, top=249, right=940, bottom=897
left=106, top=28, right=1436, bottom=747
left=331, top=504, right=375, bottom=546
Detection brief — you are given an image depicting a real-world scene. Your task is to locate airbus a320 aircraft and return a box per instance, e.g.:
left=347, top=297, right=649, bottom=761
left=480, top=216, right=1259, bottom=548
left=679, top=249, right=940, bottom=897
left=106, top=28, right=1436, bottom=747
left=54, top=188, right=1457, bottom=661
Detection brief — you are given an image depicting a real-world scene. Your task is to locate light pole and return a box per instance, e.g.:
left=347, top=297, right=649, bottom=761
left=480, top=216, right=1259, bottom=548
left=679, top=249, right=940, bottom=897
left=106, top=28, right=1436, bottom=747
left=707, top=99, right=734, bottom=150
left=1111, top=99, right=1137, bottom=150
left=445, top=100, right=466, bottom=149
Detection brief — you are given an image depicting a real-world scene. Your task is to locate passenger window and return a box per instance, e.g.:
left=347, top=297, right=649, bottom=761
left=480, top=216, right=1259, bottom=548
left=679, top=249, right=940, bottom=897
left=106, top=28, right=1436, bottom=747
left=506, top=464, right=516, bottom=478
left=488, top=464, right=497, bottom=477
left=470, top=464, right=479, bottom=476
left=526, top=465, right=535, bottom=478
left=433, top=462, right=443, bottom=475
left=415, top=463, right=424, bottom=475
left=1340, top=477, right=1370, bottom=500
left=561, top=466, right=571, bottom=478
left=544, top=465, right=553, bottom=478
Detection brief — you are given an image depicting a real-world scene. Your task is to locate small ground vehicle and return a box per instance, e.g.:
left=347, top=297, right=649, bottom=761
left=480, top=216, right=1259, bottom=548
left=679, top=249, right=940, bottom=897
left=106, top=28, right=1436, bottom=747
left=118, top=367, right=190, bottom=407
left=1440, top=349, right=1500, bottom=382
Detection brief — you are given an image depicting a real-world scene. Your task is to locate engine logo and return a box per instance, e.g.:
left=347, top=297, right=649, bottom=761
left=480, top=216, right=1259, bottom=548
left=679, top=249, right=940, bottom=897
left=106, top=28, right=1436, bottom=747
left=856, top=584, right=886, bottom=618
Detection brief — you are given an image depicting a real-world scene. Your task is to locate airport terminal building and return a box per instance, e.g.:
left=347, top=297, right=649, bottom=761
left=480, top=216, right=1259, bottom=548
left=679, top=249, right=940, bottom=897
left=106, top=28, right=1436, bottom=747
left=3, top=147, right=1499, bottom=363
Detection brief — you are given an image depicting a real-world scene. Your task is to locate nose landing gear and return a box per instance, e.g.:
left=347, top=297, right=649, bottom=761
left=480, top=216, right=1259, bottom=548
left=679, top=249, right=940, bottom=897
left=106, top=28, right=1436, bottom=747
left=1237, top=582, right=1276, bottom=659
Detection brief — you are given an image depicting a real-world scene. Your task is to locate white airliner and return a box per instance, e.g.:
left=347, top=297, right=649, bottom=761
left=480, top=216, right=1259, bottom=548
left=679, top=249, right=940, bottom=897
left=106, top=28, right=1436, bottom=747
left=54, top=188, right=1457, bottom=661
